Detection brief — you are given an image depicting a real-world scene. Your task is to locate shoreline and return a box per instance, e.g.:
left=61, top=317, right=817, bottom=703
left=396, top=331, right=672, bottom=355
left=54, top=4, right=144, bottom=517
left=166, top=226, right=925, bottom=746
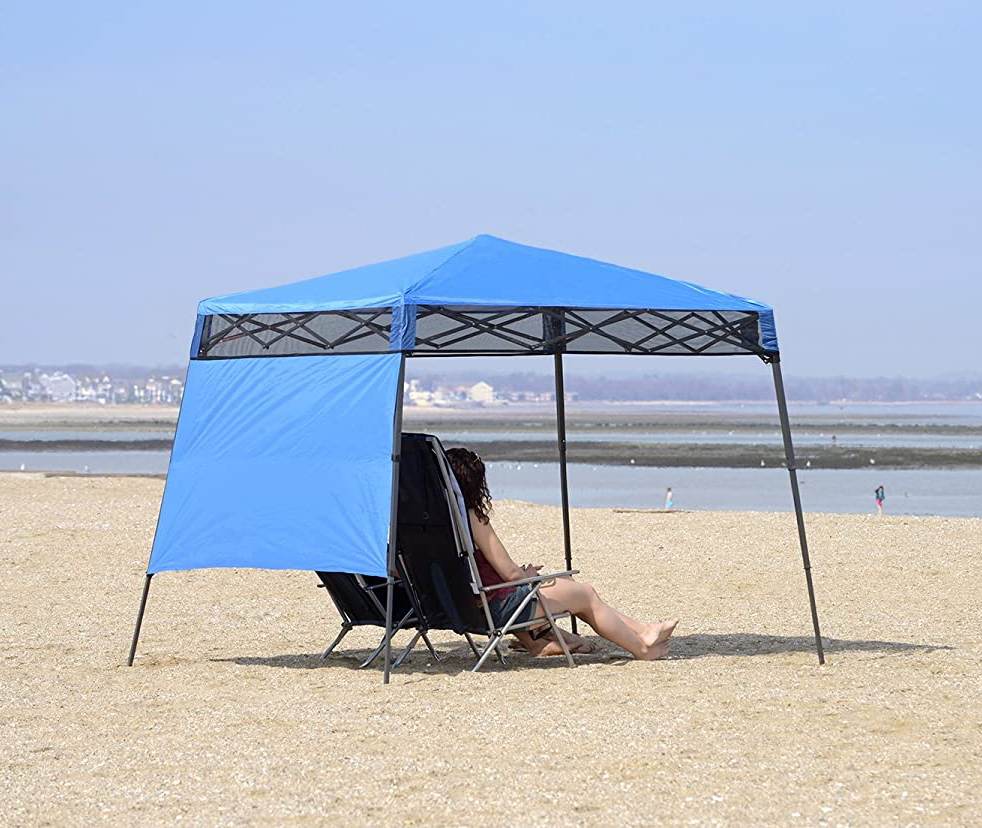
left=2, top=471, right=979, bottom=521
left=3, top=400, right=982, bottom=427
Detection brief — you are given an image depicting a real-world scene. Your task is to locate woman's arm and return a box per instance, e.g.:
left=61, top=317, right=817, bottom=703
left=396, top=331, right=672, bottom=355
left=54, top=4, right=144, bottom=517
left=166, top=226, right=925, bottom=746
left=468, top=510, right=527, bottom=582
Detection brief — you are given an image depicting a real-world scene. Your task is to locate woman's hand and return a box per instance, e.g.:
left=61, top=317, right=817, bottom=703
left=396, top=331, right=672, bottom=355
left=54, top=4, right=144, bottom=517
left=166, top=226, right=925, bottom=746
left=522, top=563, right=543, bottom=576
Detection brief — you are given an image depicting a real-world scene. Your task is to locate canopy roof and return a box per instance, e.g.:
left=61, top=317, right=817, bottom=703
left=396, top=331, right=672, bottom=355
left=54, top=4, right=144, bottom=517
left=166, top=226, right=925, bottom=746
left=195, top=235, right=778, bottom=359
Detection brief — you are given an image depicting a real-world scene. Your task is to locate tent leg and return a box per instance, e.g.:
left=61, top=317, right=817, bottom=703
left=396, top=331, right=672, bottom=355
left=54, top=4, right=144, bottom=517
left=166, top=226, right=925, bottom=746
left=383, top=355, right=407, bottom=685
left=771, top=358, right=826, bottom=665
left=126, top=573, right=153, bottom=666
left=553, top=352, right=576, bottom=634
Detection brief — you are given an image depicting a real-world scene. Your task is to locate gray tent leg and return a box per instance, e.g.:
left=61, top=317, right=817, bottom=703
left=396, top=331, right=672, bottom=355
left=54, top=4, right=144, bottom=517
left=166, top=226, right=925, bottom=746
left=383, top=355, right=407, bottom=685
left=771, top=358, right=826, bottom=665
left=126, top=574, right=153, bottom=666
left=553, top=352, right=576, bottom=634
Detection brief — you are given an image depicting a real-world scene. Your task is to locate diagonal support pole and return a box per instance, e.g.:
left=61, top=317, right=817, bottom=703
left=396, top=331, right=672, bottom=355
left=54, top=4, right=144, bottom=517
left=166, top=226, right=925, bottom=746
left=126, top=574, right=153, bottom=666
left=771, top=357, right=826, bottom=665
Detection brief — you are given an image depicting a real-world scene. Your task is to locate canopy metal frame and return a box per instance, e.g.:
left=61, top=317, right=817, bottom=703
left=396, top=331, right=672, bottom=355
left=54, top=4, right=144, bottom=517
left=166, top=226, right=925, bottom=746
left=128, top=306, right=825, bottom=680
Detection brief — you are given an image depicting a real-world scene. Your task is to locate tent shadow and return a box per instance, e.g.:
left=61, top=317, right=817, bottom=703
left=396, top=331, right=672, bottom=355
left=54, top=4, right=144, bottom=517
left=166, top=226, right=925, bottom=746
left=212, top=631, right=951, bottom=676
left=666, top=632, right=953, bottom=660
left=214, top=632, right=952, bottom=674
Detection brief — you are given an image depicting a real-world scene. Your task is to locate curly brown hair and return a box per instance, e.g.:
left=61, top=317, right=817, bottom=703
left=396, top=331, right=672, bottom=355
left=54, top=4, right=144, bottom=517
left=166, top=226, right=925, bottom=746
left=446, top=447, right=493, bottom=524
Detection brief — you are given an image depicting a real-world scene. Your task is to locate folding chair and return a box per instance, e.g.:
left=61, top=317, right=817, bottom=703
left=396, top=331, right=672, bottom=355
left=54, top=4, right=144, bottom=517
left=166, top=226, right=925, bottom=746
left=396, top=433, right=579, bottom=672
left=315, top=571, right=439, bottom=669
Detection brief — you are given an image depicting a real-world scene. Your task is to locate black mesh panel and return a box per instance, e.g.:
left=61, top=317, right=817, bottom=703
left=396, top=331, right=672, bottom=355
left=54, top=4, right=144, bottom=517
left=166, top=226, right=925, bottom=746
left=195, top=306, right=767, bottom=359
left=198, top=310, right=392, bottom=357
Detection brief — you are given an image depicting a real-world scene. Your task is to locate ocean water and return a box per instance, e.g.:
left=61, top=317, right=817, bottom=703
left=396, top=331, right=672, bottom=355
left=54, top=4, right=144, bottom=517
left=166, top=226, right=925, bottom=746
left=486, top=462, right=982, bottom=518
left=437, top=429, right=982, bottom=450
left=3, top=450, right=980, bottom=517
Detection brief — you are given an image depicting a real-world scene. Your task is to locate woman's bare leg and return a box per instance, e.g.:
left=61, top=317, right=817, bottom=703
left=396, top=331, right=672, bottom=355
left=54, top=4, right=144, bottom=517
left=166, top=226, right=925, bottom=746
left=538, top=578, right=667, bottom=660
left=551, top=577, right=678, bottom=644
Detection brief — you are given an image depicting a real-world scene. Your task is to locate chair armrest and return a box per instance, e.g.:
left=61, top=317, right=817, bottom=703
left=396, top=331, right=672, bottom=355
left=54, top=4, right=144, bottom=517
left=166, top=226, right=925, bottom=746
left=481, top=569, right=579, bottom=593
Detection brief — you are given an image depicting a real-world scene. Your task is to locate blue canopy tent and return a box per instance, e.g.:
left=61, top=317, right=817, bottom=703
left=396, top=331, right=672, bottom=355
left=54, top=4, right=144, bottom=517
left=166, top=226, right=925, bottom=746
left=128, top=234, right=824, bottom=681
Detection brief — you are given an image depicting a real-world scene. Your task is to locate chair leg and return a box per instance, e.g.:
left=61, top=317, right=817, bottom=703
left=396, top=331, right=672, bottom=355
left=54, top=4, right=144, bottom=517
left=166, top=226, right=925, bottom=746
left=489, top=584, right=540, bottom=667
left=421, top=632, right=442, bottom=662
left=472, top=633, right=504, bottom=672
left=359, top=633, right=388, bottom=669
left=393, top=630, right=423, bottom=668
left=322, top=625, right=351, bottom=659
left=540, top=603, right=575, bottom=668
left=463, top=632, right=480, bottom=658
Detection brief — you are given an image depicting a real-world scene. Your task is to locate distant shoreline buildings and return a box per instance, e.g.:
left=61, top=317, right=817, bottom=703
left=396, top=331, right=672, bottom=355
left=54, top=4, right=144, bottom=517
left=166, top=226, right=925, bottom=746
left=1, top=364, right=979, bottom=406
left=404, top=378, right=572, bottom=407
left=0, top=369, right=184, bottom=405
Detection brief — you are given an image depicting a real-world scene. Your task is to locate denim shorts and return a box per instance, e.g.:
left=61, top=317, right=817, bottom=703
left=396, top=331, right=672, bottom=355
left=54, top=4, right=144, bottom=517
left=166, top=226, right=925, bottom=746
left=489, top=583, right=538, bottom=628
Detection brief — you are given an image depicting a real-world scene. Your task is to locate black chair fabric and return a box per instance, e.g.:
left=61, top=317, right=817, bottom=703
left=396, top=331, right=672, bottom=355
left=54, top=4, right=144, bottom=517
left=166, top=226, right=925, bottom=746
left=314, top=571, right=413, bottom=627
left=396, top=433, right=488, bottom=635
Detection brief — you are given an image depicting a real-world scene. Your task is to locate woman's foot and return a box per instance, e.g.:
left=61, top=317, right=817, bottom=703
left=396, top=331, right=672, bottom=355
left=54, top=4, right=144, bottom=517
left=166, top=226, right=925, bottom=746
left=647, top=618, right=679, bottom=645
left=514, top=629, right=596, bottom=656
left=639, top=641, right=670, bottom=661
left=558, top=630, right=596, bottom=653
left=537, top=632, right=596, bottom=656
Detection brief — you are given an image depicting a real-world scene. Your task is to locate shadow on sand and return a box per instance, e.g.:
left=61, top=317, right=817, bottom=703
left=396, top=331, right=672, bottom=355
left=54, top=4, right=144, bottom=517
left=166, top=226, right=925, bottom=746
left=214, top=632, right=952, bottom=676
left=667, top=632, right=952, bottom=660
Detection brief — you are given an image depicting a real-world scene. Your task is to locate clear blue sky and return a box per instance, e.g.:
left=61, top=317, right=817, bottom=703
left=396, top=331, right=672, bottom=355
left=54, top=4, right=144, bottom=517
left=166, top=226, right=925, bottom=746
left=3, top=2, right=980, bottom=376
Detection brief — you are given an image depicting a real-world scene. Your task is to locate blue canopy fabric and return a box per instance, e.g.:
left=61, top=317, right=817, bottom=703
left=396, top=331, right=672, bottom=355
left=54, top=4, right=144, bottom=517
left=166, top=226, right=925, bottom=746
left=147, top=353, right=400, bottom=577
left=199, top=234, right=778, bottom=352
left=150, top=234, right=781, bottom=576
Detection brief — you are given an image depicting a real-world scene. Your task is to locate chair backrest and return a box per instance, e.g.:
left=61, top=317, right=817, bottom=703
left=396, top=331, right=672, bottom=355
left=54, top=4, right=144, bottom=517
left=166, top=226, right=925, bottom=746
left=315, top=571, right=412, bottom=627
left=397, top=433, right=490, bottom=634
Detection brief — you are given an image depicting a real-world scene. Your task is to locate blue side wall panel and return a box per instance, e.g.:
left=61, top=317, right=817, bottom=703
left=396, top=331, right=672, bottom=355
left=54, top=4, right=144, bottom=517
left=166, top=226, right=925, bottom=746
left=147, top=353, right=400, bottom=577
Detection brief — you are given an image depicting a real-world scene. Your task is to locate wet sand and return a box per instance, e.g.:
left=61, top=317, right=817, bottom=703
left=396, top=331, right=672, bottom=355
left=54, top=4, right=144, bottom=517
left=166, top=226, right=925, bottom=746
left=2, top=473, right=980, bottom=825
left=5, top=401, right=982, bottom=433
left=4, top=438, right=980, bottom=469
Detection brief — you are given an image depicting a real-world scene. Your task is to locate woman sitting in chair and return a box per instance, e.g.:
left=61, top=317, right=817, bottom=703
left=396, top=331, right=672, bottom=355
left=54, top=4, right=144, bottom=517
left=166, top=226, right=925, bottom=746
left=446, top=447, right=678, bottom=661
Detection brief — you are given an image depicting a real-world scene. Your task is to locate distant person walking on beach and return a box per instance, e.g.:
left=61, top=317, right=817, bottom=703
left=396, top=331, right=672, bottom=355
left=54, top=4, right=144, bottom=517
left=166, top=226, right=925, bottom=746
left=874, top=484, right=885, bottom=515
left=664, top=487, right=674, bottom=510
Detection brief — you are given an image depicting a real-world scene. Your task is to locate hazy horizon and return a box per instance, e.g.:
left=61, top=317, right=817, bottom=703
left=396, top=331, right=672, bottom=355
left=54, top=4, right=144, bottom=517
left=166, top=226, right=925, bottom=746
left=4, top=4, right=981, bottom=376
left=3, top=359, right=981, bottom=386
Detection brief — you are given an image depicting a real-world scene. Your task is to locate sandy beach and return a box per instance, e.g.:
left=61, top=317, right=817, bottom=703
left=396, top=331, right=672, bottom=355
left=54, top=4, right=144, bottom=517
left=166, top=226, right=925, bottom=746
left=2, top=472, right=980, bottom=825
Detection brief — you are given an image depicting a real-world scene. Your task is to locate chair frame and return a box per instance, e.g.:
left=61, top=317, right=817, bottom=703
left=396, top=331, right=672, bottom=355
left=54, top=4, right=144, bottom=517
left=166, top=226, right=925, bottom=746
left=317, top=572, right=440, bottom=669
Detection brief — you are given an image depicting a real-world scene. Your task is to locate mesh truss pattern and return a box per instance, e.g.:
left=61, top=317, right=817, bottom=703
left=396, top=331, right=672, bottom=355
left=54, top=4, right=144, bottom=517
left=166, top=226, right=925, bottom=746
left=196, top=307, right=769, bottom=359
left=198, top=311, right=393, bottom=358
left=414, top=307, right=766, bottom=357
